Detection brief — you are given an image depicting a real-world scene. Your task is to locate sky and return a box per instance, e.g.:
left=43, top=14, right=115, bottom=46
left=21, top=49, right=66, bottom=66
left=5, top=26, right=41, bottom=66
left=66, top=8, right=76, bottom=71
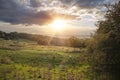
left=0, top=0, right=119, bottom=38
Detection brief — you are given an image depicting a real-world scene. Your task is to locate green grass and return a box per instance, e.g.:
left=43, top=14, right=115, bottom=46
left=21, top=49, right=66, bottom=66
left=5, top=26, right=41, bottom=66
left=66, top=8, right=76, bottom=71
left=0, top=38, right=91, bottom=80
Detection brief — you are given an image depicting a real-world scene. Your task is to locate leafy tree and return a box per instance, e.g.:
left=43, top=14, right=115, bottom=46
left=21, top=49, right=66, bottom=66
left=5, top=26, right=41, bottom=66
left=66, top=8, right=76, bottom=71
left=68, top=36, right=86, bottom=48
left=37, top=38, right=49, bottom=45
left=89, top=1, right=120, bottom=80
left=0, top=31, right=6, bottom=38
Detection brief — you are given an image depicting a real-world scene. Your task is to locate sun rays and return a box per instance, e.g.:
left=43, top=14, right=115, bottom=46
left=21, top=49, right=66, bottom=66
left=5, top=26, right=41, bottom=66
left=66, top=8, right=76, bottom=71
left=50, top=19, right=68, bottom=32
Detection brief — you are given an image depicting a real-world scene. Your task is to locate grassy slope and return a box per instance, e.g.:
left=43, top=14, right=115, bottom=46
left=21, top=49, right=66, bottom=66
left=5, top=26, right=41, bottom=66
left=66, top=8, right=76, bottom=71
left=0, top=38, right=90, bottom=80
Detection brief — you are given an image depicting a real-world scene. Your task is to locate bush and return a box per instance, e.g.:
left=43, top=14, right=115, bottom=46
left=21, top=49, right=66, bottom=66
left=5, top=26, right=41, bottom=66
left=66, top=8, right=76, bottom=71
left=88, top=1, right=120, bottom=80
left=0, top=57, right=13, bottom=64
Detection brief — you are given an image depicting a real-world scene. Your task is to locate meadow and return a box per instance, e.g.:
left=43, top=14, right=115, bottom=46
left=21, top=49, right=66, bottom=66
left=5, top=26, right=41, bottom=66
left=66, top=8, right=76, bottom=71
left=0, top=1, right=120, bottom=80
left=0, top=38, right=91, bottom=80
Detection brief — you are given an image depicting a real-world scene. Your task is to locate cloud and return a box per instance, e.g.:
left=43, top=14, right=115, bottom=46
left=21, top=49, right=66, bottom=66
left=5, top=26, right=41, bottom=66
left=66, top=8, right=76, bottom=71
left=60, top=0, right=106, bottom=9
left=30, top=0, right=42, bottom=8
left=0, top=0, right=118, bottom=25
left=0, top=0, right=75, bottom=25
left=0, top=0, right=53, bottom=25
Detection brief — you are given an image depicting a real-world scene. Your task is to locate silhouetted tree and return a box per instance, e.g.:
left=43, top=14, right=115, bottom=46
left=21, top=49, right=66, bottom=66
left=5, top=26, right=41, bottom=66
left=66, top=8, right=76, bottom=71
left=68, top=36, right=86, bottom=48
left=88, top=1, right=120, bottom=80
left=37, top=38, right=49, bottom=45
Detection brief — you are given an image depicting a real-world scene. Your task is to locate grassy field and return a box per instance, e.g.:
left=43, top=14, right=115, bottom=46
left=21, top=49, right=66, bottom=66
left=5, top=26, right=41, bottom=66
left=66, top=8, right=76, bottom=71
left=0, top=38, right=91, bottom=80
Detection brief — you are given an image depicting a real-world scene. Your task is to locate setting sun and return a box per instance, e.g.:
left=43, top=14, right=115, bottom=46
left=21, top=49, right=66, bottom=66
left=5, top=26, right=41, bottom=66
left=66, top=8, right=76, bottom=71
left=50, top=19, right=67, bottom=32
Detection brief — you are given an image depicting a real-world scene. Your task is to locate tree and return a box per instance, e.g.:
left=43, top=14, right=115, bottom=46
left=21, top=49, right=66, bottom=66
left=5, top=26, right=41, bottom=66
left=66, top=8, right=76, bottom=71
left=89, top=1, right=120, bottom=80
left=37, top=38, right=49, bottom=45
left=68, top=36, right=86, bottom=48
left=0, top=31, right=6, bottom=38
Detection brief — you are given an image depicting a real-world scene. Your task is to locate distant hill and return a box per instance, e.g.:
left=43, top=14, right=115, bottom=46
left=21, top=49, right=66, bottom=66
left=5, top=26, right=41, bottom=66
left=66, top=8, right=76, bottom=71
left=0, top=30, right=67, bottom=46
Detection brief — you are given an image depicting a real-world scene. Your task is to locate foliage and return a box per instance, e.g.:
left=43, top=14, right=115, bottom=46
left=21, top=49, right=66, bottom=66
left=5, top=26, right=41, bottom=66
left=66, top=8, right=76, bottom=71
left=67, top=36, right=87, bottom=48
left=88, top=1, right=120, bottom=80
left=0, top=31, right=67, bottom=46
left=0, top=31, right=88, bottom=48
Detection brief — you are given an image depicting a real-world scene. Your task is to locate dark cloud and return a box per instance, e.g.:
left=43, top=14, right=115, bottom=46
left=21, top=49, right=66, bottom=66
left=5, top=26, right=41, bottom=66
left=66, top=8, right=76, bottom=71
left=0, top=0, right=116, bottom=25
left=60, top=0, right=105, bottom=9
left=0, top=0, right=77, bottom=25
left=0, top=0, right=54, bottom=25
left=0, top=1, right=58, bottom=25
left=30, top=0, right=42, bottom=8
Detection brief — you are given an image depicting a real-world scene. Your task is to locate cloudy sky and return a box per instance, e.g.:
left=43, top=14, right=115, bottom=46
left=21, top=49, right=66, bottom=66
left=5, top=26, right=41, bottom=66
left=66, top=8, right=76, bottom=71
left=0, top=0, right=119, bottom=38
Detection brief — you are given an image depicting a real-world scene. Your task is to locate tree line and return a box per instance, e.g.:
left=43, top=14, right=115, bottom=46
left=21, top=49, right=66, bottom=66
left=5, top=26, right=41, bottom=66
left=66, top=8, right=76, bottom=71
left=0, top=31, right=87, bottom=48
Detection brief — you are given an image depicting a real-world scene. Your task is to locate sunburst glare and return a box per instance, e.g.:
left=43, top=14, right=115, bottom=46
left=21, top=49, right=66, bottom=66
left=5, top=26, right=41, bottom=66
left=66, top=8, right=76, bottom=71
left=50, top=19, right=68, bottom=32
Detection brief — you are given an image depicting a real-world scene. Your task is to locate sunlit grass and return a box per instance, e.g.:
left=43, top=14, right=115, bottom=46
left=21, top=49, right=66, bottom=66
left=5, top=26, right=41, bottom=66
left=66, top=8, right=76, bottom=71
left=0, top=38, right=90, bottom=80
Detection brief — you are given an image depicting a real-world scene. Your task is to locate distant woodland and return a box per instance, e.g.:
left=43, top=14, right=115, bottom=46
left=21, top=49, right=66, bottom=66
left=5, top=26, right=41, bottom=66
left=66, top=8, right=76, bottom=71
left=0, top=30, right=87, bottom=48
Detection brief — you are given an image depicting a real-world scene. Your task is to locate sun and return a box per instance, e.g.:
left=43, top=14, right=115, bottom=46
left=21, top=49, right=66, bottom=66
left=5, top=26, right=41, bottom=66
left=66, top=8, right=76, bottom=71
left=50, top=19, right=67, bottom=32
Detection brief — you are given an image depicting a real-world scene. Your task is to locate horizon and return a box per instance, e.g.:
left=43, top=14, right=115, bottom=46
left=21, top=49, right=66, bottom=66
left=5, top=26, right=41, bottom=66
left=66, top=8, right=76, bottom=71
left=0, top=0, right=119, bottom=38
